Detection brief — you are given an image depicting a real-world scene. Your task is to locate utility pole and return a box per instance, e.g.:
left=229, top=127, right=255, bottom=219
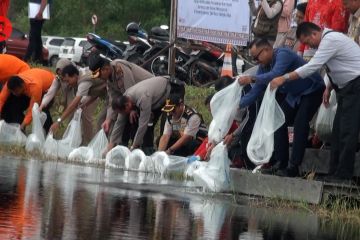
left=168, top=0, right=177, bottom=78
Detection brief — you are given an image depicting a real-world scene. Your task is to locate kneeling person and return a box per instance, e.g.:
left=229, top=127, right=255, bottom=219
left=158, top=94, right=207, bottom=156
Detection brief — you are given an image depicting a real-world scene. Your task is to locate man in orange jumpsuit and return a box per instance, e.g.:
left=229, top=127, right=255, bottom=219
left=0, top=68, right=54, bottom=132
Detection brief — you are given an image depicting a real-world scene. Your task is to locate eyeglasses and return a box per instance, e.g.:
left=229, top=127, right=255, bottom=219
left=253, top=48, right=265, bottom=62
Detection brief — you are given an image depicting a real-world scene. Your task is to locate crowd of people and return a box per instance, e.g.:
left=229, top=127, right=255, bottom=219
left=0, top=0, right=359, bottom=185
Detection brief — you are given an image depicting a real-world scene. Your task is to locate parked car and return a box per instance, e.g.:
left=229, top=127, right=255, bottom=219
left=42, top=36, right=65, bottom=66
left=59, top=37, right=88, bottom=64
left=79, top=41, right=93, bottom=66
left=5, top=27, right=49, bottom=65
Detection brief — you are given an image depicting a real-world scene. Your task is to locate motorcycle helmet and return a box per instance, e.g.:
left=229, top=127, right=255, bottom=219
left=126, top=22, right=139, bottom=34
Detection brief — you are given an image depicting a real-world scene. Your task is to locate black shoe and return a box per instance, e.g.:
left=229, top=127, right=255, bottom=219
left=275, top=167, right=299, bottom=177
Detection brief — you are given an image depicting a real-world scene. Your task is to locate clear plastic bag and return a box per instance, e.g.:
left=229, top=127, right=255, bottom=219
left=105, top=145, right=130, bottom=169
left=26, top=103, right=47, bottom=152
left=151, top=151, right=169, bottom=175
left=208, top=81, right=243, bottom=143
left=192, top=142, right=231, bottom=192
left=164, top=155, right=188, bottom=174
left=0, top=120, right=27, bottom=146
left=184, top=160, right=206, bottom=178
left=68, top=129, right=108, bottom=164
left=315, top=90, right=337, bottom=142
left=126, top=149, right=146, bottom=170
left=247, top=86, right=285, bottom=165
left=42, top=109, right=82, bottom=159
left=138, top=156, right=155, bottom=173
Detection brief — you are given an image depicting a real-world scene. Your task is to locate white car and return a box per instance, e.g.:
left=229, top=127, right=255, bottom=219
left=59, top=37, right=88, bottom=64
left=42, top=36, right=65, bottom=66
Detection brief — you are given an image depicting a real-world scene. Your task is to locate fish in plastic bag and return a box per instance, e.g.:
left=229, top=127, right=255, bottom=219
left=105, top=145, right=130, bottom=168
left=192, top=142, right=231, bottom=192
left=42, top=109, right=82, bottom=159
left=184, top=160, right=207, bottom=178
left=0, top=120, right=27, bottom=146
left=247, top=85, right=285, bottom=165
left=25, top=103, right=47, bottom=152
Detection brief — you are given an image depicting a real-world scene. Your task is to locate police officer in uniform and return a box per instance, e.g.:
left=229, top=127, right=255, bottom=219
left=158, top=94, right=207, bottom=157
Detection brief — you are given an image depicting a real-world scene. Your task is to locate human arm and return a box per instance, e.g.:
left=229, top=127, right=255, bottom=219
left=248, top=0, right=258, bottom=15
left=35, top=0, right=47, bottom=20
left=261, top=0, right=282, bottom=19
left=49, top=95, right=81, bottom=133
left=0, top=84, right=11, bottom=115
left=39, top=77, right=60, bottom=111
left=281, top=0, right=294, bottom=18
left=166, top=135, right=194, bottom=155
left=131, top=98, right=152, bottom=148
left=158, top=120, right=172, bottom=151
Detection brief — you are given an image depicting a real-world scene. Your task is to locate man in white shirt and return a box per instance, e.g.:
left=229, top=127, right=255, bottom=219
left=270, top=22, right=360, bottom=183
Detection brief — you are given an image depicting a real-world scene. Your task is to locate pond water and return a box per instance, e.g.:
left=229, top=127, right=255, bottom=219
left=0, top=157, right=358, bottom=240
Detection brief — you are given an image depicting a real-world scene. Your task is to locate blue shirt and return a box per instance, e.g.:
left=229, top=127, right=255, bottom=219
left=240, top=48, right=325, bottom=109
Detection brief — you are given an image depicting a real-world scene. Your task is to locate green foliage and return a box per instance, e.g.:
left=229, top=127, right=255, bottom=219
left=8, top=0, right=170, bottom=40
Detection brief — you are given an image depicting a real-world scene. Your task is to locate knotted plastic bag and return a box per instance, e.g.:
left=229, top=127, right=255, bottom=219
left=43, top=109, right=82, bottom=159
left=315, top=90, right=337, bottom=142
left=151, top=151, right=169, bottom=175
left=247, top=85, right=285, bottom=165
left=192, top=142, right=230, bottom=192
left=139, top=156, right=155, bottom=172
left=105, top=145, right=130, bottom=168
left=184, top=160, right=206, bottom=178
left=69, top=129, right=108, bottom=164
left=0, top=120, right=27, bottom=146
left=25, top=103, right=47, bottom=152
left=208, top=81, right=243, bottom=143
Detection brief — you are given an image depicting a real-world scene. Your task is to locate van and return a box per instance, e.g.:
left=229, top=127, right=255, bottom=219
left=59, top=37, right=88, bottom=64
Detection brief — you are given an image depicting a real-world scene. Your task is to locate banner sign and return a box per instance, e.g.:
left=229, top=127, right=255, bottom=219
left=177, top=0, right=250, bottom=46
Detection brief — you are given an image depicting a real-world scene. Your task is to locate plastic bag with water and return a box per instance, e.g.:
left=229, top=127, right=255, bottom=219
left=315, top=90, right=337, bottom=142
left=68, top=129, right=108, bottom=164
left=25, top=103, right=47, bottom=152
left=126, top=149, right=146, bottom=170
left=247, top=85, right=285, bottom=165
left=43, top=109, right=82, bottom=159
left=0, top=120, right=27, bottom=146
left=192, top=142, right=231, bottom=192
left=105, top=145, right=130, bottom=168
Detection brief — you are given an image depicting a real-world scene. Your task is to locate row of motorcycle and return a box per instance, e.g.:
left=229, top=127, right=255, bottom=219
left=85, top=22, right=250, bottom=87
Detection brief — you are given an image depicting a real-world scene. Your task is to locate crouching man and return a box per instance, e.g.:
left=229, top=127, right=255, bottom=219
left=158, top=94, right=207, bottom=156
left=109, top=76, right=171, bottom=154
left=0, top=68, right=54, bottom=132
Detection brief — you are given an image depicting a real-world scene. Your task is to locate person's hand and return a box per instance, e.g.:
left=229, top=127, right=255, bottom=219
left=20, top=123, right=26, bottom=131
left=238, top=75, right=253, bottom=86
left=102, top=119, right=111, bottom=133
left=322, top=87, right=331, bottom=108
left=129, top=110, right=139, bottom=124
left=223, top=133, right=234, bottom=146
left=270, top=76, right=285, bottom=90
left=49, top=122, right=60, bottom=134
left=35, top=12, right=43, bottom=20
left=38, top=105, right=44, bottom=112
left=204, top=142, right=215, bottom=160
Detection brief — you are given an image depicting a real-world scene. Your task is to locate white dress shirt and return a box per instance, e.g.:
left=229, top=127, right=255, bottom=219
left=296, top=28, right=360, bottom=89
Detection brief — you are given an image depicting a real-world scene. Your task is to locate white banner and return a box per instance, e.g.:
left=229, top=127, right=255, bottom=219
left=177, top=0, right=250, bottom=46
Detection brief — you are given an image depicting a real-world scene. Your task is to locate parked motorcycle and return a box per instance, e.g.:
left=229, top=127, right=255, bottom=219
left=86, top=33, right=126, bottom=60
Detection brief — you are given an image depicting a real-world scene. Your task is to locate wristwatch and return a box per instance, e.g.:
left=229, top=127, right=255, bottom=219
left=283, top=73, right=290, bottom=82
left=57, top=117, right=62, bottom=123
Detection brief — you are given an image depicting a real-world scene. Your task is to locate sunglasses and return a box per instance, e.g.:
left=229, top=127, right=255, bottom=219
left=253, top=48, right=265, bottom=62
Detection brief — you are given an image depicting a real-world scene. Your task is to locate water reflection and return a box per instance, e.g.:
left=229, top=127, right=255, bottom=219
left=0, top=157, right=358, bottom=240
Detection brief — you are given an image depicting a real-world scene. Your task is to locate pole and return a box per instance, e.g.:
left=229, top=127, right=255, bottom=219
left=168, top=0, right=177, bottom=78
